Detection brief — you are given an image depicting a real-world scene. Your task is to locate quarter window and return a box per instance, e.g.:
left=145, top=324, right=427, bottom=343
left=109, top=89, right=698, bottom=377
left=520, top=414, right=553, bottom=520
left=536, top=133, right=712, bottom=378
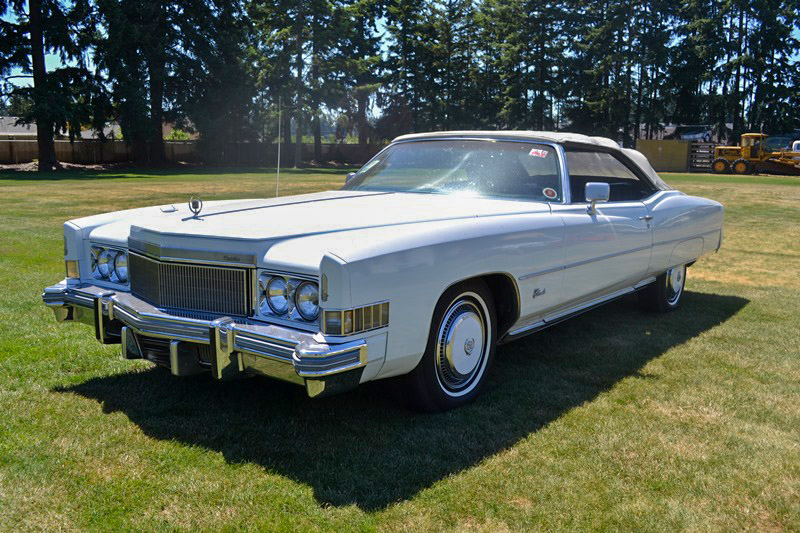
left=565, top=149, right=656, bottom=202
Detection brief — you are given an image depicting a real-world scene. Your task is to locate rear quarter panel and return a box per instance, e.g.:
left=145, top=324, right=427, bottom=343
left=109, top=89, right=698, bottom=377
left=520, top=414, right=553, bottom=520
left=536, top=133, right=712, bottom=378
left=644, top=191, right=723, bottom=276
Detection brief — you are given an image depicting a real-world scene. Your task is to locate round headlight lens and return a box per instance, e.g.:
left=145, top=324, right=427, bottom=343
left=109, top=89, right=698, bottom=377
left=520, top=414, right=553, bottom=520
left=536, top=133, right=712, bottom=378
left=295, top=281, right=319, bottom=320
left=265, top=276, right=288, bottom=314
left=258, top=274, right=269, bottom=314
left=91, top=247, right=101, bottom=278
left=98, top=249, right=115, bottom=279
left=114, top=252, right=128, bottom=282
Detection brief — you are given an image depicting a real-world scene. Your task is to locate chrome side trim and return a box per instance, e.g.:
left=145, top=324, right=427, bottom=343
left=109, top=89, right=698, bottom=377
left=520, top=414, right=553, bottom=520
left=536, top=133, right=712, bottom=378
left=518, top=244, right=651, bottom=281
left=504, top=319, right=546, bottom=339
left=504, top=282, right=649, bottom=341
left=518, top=265, right=566, bottom=281
left=564, top=244, right=652, bottom=270
left=634, top=276, right=657, bottom=289
left=543, top=285, right=635, bottom=324
left=652, top=229, right=720, bottom=248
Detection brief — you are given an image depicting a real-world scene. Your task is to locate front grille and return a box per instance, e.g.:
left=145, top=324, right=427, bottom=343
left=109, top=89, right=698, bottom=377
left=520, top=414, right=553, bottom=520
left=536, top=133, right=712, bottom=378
left=130, top=252, right=252, bottom=316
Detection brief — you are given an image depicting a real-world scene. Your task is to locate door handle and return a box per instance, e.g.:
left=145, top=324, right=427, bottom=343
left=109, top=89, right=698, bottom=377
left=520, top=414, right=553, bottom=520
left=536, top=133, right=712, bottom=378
left=639, top=215, right=653, bottom=221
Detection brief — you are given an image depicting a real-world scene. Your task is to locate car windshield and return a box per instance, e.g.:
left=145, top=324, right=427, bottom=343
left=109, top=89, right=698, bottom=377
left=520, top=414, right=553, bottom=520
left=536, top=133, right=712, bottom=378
left=343, top=140, right=562, bottom=202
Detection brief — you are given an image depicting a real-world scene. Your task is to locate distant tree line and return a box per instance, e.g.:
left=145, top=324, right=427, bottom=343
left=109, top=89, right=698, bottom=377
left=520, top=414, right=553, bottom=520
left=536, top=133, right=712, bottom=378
left=1, top=0, right=799, bottom=170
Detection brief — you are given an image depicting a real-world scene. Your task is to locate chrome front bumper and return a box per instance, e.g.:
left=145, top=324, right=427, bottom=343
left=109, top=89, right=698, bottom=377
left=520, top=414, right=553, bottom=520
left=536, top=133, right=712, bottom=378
left=42, top=282, right=369, bottom=398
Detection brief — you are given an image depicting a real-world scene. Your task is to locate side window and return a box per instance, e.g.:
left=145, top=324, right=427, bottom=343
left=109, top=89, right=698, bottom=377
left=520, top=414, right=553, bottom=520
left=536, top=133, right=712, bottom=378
left=565, top=150, right=656, bottom=202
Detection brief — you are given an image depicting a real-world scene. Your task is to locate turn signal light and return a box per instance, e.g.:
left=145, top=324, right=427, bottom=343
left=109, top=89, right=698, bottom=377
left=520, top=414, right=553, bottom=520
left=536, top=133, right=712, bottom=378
left=322, top=302, right=389, bottom=336
left=65, top=260, right=79, bottom=279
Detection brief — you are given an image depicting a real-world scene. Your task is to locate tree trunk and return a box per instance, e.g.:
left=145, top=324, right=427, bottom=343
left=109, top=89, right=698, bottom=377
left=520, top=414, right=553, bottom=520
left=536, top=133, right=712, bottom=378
left=634, top=61, right=644, bottom=143
left=148, top=60, right=166, bottom=165
left=293, top=25, right=304, bottom=168
left=732, top=8, right=743, bottom=140
left=28, top=0, right=58, bottom=171
left=313, top=112, right=322, bottom=163
left=282, top=105, right=292, bottom=149
left=357, top=89, right=368, bottom=147
left=311, top=22, right=322, bottom=164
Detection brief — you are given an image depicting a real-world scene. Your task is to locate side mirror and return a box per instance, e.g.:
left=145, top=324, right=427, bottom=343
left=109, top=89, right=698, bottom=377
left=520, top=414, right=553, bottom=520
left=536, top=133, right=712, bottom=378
left=585, top=182, right=610, bottom=215
left=345, top=172, right=356, bottom=184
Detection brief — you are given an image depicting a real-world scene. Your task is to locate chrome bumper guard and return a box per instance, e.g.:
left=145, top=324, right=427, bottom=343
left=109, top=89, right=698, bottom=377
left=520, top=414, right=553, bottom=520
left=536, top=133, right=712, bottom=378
left=42, top=282, right=367, bottom=398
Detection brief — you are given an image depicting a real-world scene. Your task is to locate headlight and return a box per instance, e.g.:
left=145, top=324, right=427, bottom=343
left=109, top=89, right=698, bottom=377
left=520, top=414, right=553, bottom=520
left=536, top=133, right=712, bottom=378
left=114, top=252, right=128, bottom=282
left=98, top=249, right=115, bottom=279
left=91, top=245, right=128, bottom=284
left=91, top=247, right=101, bottom=278
left=294, top=281, right=319, bottom=320
left=258, top=273, right=320, bottom=323
left=265, top=275, right=288, bottom=314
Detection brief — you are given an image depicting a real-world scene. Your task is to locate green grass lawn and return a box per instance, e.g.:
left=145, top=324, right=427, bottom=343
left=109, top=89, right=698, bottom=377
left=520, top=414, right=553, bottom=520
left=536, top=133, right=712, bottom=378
left=0, top=168, right=798, bottom=531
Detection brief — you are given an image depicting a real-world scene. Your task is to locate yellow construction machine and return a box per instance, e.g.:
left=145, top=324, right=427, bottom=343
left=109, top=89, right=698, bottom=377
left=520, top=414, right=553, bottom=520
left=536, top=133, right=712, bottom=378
left=712, top=133, right=800, bottom=175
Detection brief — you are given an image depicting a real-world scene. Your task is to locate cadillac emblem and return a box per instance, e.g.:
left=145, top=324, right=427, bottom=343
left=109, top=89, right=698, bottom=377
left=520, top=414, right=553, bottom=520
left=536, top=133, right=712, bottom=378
left=464, top=338, right=475, bottom=355
left=188, top=196, right=203, bottom=217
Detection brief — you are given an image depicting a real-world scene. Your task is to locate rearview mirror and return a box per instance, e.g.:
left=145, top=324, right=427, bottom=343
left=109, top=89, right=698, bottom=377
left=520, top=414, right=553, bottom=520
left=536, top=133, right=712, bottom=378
left=585, top=182, right=610, bottom=215
left=345, top=172, right=356, bottom=183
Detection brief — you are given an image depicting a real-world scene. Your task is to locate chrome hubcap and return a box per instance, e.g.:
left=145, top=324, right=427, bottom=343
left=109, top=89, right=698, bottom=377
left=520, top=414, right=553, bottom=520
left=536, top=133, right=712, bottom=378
left=435, top=298, right=488, bottom=393
left=666, top=265, right=685, bottom=305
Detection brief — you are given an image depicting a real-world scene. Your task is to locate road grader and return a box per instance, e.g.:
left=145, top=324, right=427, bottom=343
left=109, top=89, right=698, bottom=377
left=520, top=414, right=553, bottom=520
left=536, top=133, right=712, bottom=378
left=712, top=133, right=800, bottom=175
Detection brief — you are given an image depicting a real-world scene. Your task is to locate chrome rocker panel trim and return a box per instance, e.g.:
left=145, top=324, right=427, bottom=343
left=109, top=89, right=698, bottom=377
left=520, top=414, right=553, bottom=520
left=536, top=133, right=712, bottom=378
left=501, top=276, right=658, bottom=343
left=42, top=281, right=368, bottom=398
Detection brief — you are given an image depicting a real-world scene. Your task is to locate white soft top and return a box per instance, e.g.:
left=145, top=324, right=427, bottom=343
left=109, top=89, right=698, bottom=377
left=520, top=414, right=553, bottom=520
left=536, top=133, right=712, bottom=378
left=393, top=130, right=670, bottom=190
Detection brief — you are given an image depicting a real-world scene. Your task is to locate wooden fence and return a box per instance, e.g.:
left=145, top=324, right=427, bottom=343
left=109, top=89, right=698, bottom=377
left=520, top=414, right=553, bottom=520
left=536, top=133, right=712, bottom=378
left=0, top=139, right=384, bottom=166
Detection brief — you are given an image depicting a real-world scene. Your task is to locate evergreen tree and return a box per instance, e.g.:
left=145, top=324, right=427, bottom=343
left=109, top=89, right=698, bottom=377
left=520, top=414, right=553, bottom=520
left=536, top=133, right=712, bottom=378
left=176, top=1, right=258, bottom=162
left=1, top=0, right=97, bottom=169
left=340, top=0, right=383, bottom=146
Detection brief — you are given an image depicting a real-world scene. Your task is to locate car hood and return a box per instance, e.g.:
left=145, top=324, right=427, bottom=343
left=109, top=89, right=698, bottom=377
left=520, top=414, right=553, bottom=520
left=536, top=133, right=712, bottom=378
left=82, top=190, right=554, bottom=274
left=128, top=190, right=549, bottom=242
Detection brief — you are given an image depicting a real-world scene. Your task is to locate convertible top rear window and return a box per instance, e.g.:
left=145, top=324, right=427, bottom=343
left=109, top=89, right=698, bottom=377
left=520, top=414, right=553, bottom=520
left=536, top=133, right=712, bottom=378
left=344, top=140, right=562, bottom=202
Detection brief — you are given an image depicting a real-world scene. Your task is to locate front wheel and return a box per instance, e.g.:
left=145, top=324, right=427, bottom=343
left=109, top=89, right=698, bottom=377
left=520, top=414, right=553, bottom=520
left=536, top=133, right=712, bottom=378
left=406, top=280, right=497, bottom=412
left=638, top=264, right=687, bottom=312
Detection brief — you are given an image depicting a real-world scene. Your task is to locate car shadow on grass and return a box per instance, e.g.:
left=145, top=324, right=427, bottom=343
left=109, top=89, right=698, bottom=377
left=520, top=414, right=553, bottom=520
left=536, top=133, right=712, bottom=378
left=56, top=291, right=747, bottom=510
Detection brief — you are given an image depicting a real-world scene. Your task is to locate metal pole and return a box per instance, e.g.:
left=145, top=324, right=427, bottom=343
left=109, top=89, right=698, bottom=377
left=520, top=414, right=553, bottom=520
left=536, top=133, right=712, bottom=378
left=276, top=96, right=281, bottom=197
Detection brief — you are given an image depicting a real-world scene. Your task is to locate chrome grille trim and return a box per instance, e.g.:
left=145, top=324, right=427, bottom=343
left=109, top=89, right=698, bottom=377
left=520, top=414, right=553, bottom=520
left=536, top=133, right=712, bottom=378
left=130, top=252, right=252, bottom=316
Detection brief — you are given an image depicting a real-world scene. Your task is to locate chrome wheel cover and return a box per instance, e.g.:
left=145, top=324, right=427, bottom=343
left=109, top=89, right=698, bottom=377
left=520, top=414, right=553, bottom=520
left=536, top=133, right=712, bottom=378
left=434, top=293, right=491, bottom=396
left=666, top=265, right=685, bottom=305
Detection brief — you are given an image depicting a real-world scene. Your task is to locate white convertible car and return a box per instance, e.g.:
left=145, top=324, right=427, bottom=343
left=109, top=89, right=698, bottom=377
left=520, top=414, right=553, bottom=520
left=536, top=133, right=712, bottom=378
left=43, top=131, right=723, bottom=411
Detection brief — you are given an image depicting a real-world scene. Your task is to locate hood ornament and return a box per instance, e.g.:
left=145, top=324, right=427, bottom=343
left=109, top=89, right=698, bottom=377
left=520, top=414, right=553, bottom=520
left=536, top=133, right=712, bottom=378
left=188, top=196, right=203, bottom=218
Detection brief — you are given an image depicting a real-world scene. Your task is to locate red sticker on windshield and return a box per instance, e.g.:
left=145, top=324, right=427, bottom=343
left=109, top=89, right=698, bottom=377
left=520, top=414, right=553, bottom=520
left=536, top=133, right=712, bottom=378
left=528, top=148, right=549, bottom=158
left=543, top=188, right=558, bottom=199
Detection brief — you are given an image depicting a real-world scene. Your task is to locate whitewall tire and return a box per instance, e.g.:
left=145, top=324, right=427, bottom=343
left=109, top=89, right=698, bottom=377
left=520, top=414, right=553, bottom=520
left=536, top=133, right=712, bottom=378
left=407, top=280, right=496, bottom=412
left=638, top=264, right=687, bottom=312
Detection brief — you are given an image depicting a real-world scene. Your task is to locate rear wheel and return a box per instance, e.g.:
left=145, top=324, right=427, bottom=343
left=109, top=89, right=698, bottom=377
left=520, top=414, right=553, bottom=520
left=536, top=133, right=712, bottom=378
left=712, top=158, right=730, bottom=174
left=638, top=264, right=687, bottom=312
left=732, top=158, right=752, bottom=174
left=406, top=280, right=496, bottom=412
